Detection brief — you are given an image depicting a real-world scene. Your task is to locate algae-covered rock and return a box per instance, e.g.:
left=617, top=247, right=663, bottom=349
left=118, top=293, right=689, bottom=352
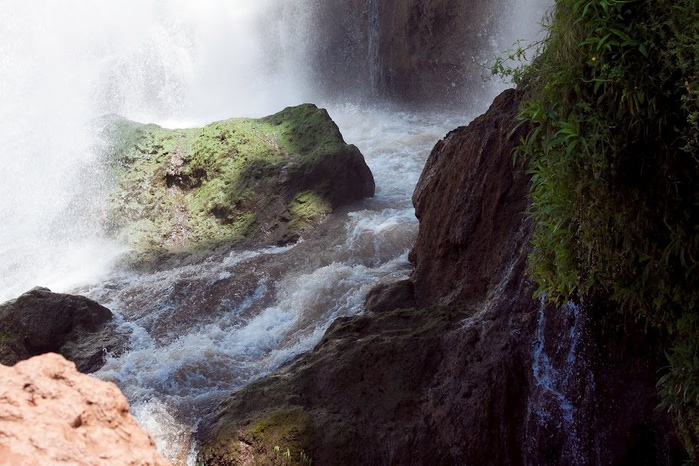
left=100, top=104, right=374, bottom=263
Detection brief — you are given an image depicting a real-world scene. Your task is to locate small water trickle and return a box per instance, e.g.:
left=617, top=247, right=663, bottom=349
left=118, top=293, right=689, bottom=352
left=529, top=296, right=593, bottom=464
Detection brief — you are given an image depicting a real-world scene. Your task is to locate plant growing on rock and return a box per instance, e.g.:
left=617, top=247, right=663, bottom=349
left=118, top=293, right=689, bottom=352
left=498, top=0, right=699, bottom=458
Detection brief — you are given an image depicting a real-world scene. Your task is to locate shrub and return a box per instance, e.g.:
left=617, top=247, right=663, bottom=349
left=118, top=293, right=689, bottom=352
left=503, top=0, right=699, bottom=458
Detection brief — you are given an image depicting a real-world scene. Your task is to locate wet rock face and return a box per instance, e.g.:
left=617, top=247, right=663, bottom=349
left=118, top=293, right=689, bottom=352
left=410, top=88, right=532, bottom=306
left=0, top=353, right=171, bottom=466
left=306, top=0, right=505, bottom=107
left=0, top=287, right=123, bottom=373
left=526, top=300, right=685, bottom=465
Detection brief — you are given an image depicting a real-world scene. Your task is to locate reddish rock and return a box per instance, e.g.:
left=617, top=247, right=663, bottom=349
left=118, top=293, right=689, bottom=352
left=0, top=353, right=171, bottom=466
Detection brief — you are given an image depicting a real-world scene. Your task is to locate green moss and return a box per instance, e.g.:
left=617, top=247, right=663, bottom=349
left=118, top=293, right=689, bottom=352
left=259, top=103, right=348, bottom=162
left=285, top=191, right=331, bottom=238
left=99, top=104, right=363, bottom=265
left=199, top=407, right=314, bottom=466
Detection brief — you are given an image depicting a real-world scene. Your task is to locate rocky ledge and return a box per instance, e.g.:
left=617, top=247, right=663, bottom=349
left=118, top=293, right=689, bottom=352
left=0, top=353, right=170, bottom=466
left=100, top=104, right=374, bottom=266
left=195, top=89, right=685, bottom=465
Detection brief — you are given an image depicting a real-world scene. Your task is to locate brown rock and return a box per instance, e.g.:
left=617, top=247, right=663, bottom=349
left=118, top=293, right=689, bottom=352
left=298, top=0, right=507, bottom=107
left=0, top=287, right=124, bottom=373
left=409, top=88, right=532, bottom=305
left=363, top=279, right=416, bottom=313
left=0, top=353, right=171, bottom=466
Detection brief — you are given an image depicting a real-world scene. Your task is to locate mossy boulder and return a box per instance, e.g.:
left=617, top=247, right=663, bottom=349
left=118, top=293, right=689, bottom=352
left=199, top=407, right=314, bottom=466
left=100, top=104, right=374, bottom=263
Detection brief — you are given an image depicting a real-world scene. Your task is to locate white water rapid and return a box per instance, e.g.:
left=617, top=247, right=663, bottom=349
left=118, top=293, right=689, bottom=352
left=0, top=1, right=549, bottom=463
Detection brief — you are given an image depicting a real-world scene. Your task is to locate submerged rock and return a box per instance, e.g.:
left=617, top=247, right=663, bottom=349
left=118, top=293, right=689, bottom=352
left=0, top=287, right=123, bottom=373
left=100, top=103, right=374, bottom=265
left=0, top=353, right=171, bottom=466
left=196, top=89, right=684, bottom=465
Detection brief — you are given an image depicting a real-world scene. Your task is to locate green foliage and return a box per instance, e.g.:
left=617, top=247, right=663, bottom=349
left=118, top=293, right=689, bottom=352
left=490, top=39, right=544, bottom=86
left=499, top=0, right=699, bottom=458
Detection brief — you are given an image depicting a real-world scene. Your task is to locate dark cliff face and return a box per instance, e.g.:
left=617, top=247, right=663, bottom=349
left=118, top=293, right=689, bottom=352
left=302, top=0, right=505, bottom=108
left=197, top=89, right=685, bottom=465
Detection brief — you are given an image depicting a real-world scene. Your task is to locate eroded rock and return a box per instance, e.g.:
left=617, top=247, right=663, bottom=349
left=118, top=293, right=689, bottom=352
left=0, top=353, right=171, bottom=466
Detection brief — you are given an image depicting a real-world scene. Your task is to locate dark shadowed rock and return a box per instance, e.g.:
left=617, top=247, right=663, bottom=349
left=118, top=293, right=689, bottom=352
left=0, top=287, right=123, bottom=373
left=363, top=279, right=416, bottom=313
left=196, top=89, right=685, bottom=465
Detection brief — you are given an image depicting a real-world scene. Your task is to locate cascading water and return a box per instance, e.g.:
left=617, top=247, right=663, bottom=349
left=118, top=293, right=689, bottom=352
left=366, top=0, right=381, bottom=97
left=1, top=1, right=550, bottom=463
left=526, top=298, right=598, bottom=465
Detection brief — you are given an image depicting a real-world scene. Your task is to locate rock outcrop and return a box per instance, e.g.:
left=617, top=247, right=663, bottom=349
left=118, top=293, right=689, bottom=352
left=0, top=353, right=171, bottom=466
left=0, top=287, right=123, bottom=373
left=196, top=89, right=685, bottom=465
left=101, top=103, right=374, bottom=265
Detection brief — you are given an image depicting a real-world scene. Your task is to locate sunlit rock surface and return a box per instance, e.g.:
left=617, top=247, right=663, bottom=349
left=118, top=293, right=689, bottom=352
left=0, top=353, right=171, bottom=466
left=100, top=103, right=375, bottom=266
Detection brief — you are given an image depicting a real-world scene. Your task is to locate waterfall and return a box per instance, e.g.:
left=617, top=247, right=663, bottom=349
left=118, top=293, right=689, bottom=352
left=0, top=0, right=316, bottom=302
left=1, top=1, right=552, bottom=463
left=367, top=0, right=381, bottom=96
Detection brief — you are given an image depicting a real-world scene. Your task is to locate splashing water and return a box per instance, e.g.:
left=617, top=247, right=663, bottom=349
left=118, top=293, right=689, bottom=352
left=1, top=1, right=551, bottom=463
